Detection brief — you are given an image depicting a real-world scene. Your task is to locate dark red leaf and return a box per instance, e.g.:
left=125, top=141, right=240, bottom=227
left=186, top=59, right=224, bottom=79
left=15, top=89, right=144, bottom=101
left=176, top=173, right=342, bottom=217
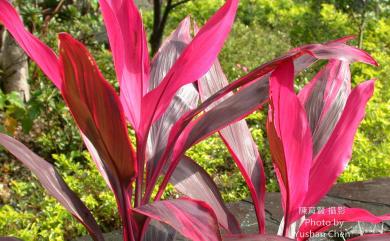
left=0, top=134, right=104, bottom=241
left=59, top=33, right=136, bottom=187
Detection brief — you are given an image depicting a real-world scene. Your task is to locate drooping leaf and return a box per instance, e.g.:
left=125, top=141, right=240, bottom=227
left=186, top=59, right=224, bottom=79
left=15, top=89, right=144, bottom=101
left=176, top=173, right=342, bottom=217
left=98, top=0, right=150, bottom=129
left=0, top=0, right=61, bottom=88
left=296, top=43, right=378, bottom=66
left=304, top=80, right=375, bottom=208
left=170, top=156, right=240, bottom=233
left=141, top=0, right=239, bottom=132
left=134, top=198, right=222, bottom=241
left=296, top=208, right=389, bottom=241
left=198, top=61, right=265, bottom=233
left=0, top=134, right=104, bottom=241
left=266, top=59, right=312, bottom=231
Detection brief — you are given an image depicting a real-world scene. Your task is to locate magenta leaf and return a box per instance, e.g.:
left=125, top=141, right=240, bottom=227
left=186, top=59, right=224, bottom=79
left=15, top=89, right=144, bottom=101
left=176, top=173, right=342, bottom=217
left=0, top=134, right=104, bottom=241
left=141, top=0, right=239, bottom=132
left=266, top=59, right=312, bottom=231
left=134, top=198, right=222, bottom=241
left=0, top=0, right=61, bottom=88
left=98, top=0, right=150, bottom=129
left=146, top=17, right=199, bottom=184
left=296, top=43, right=378, bottom=66
left=153, top=38, right=372, bottom=204
left=304, top=80, right=375, bottom=208
left=170, top=156, right=240, bottom=233
left=296, top=208, right=389, bottom=241
left=198, top=61, right=266, bottom=233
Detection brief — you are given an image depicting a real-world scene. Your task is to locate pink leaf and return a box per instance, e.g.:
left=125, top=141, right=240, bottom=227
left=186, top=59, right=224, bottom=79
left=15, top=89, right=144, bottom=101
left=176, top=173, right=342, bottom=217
left=99, top=0, right=150, bottom=129
left=266, top=59, right=312, bottom=230
left=146, top=17, right=199, bottom=184
left=297, top=208, right=389, bottom=241
left=198, top=61, right=266, bottom=233
left=134, top=198, right=222, bottom=241
left=152, top=38, right=377, bottom=207
left=141, top=0, right=239, bottom=133
left=305, top=80, right=375, bottom=208
left=170, top=156, right=240, bottom=233
left=0, top=0, right=61, bottom=88
left=0, top=134, right=104, bottom=241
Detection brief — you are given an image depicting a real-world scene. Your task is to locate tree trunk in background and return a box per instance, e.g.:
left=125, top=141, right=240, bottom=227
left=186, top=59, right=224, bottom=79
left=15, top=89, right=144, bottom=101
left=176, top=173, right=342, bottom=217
left=0, top=29, right=30, bottom=102
left=150, top=0, right=191, bottom=55
left=0, top=0, right=30, bottom=102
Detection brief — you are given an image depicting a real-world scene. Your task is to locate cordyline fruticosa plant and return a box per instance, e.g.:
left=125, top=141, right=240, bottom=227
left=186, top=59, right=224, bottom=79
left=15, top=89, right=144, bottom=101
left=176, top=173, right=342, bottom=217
left=0, top=0, right=389, bottom=241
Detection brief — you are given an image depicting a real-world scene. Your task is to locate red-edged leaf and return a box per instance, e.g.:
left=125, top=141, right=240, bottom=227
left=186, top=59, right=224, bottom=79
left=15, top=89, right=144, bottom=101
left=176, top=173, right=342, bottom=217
left=59, top=33, right=136, bottom=186
left=146, top=17, right=199, bottom=183
left=170, top=156, right=240, bottom=233
left=0, top=134, right=104, bottom=241
left=152, top=74, right=269, bottom=203
left=266, top=59, right=312, bottom=231
left=143, top=220, right=177, bottom=241
left=168, top=38, right=377, bottom=156
left=293, top=43, right=378, bottom=66
left=347, top=233, right=390, bottom=241
left=298, top=60, right=351, bottom=155
left=198, top=61, right=266, bottom=233
left=134, top=198, right=222, bottom=241
left=304, top=80, right=375, bottom=208
left=58, top=34, right=136, bottom=239
left=296, top=208, right=389, bottom=241
left=99, top=0, right=150, bottom=129
left=0, top=0, right=61, bottom=88
left=141, top=0, right=239, bottom=133
left=152, top=39, right=377, bottom=204
left=223, top=234, right=294, bottom=241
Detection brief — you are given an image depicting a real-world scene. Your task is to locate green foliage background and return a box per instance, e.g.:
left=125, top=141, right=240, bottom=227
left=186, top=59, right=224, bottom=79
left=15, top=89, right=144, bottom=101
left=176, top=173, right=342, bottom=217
left=0, top=0, right=389, bottom=240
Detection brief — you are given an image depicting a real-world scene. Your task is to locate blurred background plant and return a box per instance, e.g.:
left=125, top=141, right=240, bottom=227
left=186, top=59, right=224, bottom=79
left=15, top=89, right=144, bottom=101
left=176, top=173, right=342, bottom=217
left=0, top=0, right=389, bottom=240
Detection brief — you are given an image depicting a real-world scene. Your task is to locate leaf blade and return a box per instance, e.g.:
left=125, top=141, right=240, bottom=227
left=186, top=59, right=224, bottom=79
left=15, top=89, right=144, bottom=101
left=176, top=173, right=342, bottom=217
left=170, top=156, right=240, bottom=233
left=99, top=0, right=150, bottom=129
left=0, top=0, right=61, bottom=88
left=134, top=198, right=222, bottom=241
left=198, top=61, right=266, bottom=233
left=0, top=134, right=104, bottom=241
